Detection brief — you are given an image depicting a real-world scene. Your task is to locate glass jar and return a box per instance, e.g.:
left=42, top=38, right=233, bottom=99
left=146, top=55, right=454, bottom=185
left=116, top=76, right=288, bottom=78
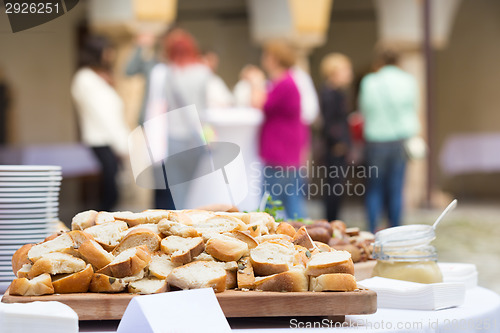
left=371, top=225, right=443, bottom=284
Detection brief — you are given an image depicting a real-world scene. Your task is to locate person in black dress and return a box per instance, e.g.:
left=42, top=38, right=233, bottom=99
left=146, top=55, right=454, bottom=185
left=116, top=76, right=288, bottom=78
left=319, top=53, right=353, bottom=221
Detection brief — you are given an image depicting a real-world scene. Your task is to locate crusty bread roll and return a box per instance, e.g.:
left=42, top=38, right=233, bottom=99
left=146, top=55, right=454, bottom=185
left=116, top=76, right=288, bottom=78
left=12, top=243, right=34, bottom=276
left=84, top=221, right=128, bottom=251
left=89, top=273, right=127, bottom=293
left=237, top=256, right=255, bottom=289
left=309, top=273, right=357, bottom=292
left=250, top=241, right=295, bottom=276
left=16, top=263, right=32, bottom=278
left=157, top=219, right=199, bottom=238
left=52, top=264, right=94, bottom=293
left=28, top=252, right=86, bottom=279
left=27, top=233, right=75, bottom=262
left=167, top=261, right=227, bottom=293
left=114, top=210, right=170, bottom=227
left=160, top=236, right=204, bottom=265
left=254, top=268, right=308, bottom=292
left=97, top=245, right=151, bottom=278
left=205, top=235, right=248, bottom=262
left=276, top=222, right=297, bottom=238
left=71, top=210, right=98, bottom=230
left=112, top=229, right=161, bottom=256
left=305, top=251, right=354, bottom=277
left=128, top=278, right=168, bottom=294
left=225, top=230, right=259, bottom=249
left=292, top=226, right=315, bottom=250
left=10, top=273, right=54, bottom=296
left=78, top=239, right=114, bottom=270
left=148, top=253, right=177, bottom=280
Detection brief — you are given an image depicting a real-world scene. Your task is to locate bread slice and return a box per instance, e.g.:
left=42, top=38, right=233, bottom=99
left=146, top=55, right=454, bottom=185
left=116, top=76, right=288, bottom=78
left=167, top=261, right=227, bottom=293
left=84, top=221, right=128, bottom=251
left=313, top=241, right=332, bottom=253
left=206, top=235, right=249, bottom=262
left=97, top=245, right=151, bottom=278
left=257, top=234, right=293, bottom=243
left=241, top=212, right=277, bottom=234
left=181, top=209, right=215, bottom=225
left=89, top=273, right=127, bottom=293
left=160, top=236, right=204, bottom=265
left=237, top=256, right=255, bottom=289
left=112, top=228, right=161, bottom=256
left=225, top=231, right=259, bottom=249
left=71, top=210, right=98, bottom=230
left=218, top=261, right=238, bottom=289
left=192, top=252, right=216, bottom=262
left=28, top=252, right=86, bottom=278
left=51, top=264, right=94, bottom=293
left=309, top=273, right=357, bottom=292
left=193, top=215, right=246, bottom=240
left=276, top=222, right=297, bottom=238
left=148, top=253, right=177, bottom=279
left=166, top=211, right=194, bottom=226
left=114, top=210, right=170, bottom=227
left=95, top=211, right=116, bottom=224
left=125, top=224, right=161, bottom=235
left=16, top=263, right=32, bottom=279
left=68, top=230, right=95, bottom=248
left=128, top=278, right=168, bottom=294
left=12, top=243, right=34, bottom=276
left=305, top=251, right=354, bottom=277
left=157, top=219, right=199, bottom=238
left=247, top=223, right=262, bottom=238
left=292, top=226, right=316, bottom=250
left=294, top=245, right=312, bottom=267
left=250, top=241, right=295, bottom=276
left=78, top=239, right=114, bottom=270
left=27, top=233, right=75, bottom=262
left=9, top=273, right=54, bottom=296
left=254, top=268, right=308, bottom=292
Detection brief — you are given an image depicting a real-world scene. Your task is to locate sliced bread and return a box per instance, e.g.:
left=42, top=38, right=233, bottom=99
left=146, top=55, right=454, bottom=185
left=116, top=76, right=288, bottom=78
left=276, top=222, right=297, bottom=238
left=89, top=273, right=127, bottom=293
left=11, top=243, right=34, bottom=276
left=205, top=235, right=249, bottom=262
left=292, top=226, right=316, bottom=250
left=250, top=241, right=295, bottom=276
left=237, top=256, right=255, bottom=289
left=71, top=210, right=98, bottom=230
left=16, top=263, right=32, bottom=279
left=305, top=251, right=354, bottom=276
left=148, top=253, right=177, bottom=280
left=254, top=268, right=308, bottom=292
left=160, top=236, right=204, bottom=265
left=309, top=273, right=357, bottom=292
left=224, top=231, right=259, bottom=249
left=51, top=264, right=94, bottom=293
left=157, top=219, right=199, bottom=238
left=112, top=228, right=161, bottom=256
left=97, top=245, right=151, bottom=278
left=128, top=278, right=168, bottom=294
left=27, top=233, right=75, bottom=262
left=84, top=221, right=128, bottom=251
left=9, top=273, right=54, bottom=296
left=114, top=210, right=170, bottom=227
left=78, top=239, right=114, bottom=270
left=28, top=252, right=86, bottom=278
left=167, top=261, right=227, bottom=293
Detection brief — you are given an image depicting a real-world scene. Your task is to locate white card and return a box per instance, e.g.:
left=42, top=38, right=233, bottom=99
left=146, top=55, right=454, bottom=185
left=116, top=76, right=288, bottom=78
left=117, top=288, right=231, bottom=333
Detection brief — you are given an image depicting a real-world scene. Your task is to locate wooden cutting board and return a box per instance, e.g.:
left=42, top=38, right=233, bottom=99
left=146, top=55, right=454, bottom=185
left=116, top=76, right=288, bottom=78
left=2, top=288, right=376, bottom=320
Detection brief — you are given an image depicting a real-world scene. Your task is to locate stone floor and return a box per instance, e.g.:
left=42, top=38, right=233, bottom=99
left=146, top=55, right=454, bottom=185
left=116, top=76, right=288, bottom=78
left=306, top=199, right=500, bottom=294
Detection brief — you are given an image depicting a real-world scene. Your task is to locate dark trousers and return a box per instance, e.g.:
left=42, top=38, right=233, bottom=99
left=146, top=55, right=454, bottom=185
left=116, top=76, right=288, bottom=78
left=91, top=146, right=119, bottom=211
left=154, top=189, right=176, bottom=210
left=323, top=155, right=346, bottom=222
left=365, top=140, right=407, bottom=233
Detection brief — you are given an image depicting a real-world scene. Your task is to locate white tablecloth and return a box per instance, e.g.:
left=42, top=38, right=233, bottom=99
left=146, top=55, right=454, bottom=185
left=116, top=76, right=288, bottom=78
left=80, top=287, right=500, bottom=333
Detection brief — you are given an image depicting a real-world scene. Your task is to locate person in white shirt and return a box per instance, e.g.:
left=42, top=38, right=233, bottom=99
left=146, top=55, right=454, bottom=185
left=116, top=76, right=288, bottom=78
left=71, top=35, right=130, bottom=211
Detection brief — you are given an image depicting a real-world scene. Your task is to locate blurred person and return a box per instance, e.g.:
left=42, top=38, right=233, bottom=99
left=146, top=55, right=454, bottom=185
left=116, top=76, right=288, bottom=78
left=291, top=65, right=320, bottom=133
left=146, top=28, right=215, bottom=209
left=201, top=48, right=233, bottom=108
left=71, top=35, right=130, bottom=211
left=233, top=65, right=265, bottom=107
left=319, top=53, right=353, bottom=221
left=248, top=41, right=306, bottom=219
left=0, top=67, right=11, bottom=144
left=359, top=49, right=419, bottom=233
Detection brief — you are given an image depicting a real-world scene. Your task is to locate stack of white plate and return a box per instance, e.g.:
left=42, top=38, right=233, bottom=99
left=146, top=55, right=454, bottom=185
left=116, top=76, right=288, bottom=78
left=0, top=165, right=62, bottom=292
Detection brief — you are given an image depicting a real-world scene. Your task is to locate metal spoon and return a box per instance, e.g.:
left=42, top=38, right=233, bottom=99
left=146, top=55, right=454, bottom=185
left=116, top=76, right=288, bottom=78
left=432, top=199, right=458, bottom=230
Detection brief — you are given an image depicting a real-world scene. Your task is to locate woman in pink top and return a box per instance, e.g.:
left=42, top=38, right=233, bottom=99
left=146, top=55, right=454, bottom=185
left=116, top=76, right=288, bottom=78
left=247, top=41, right=306, bottom=219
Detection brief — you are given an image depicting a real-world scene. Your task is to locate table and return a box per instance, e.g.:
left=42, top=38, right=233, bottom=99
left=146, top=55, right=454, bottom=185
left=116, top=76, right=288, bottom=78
left=80, top=286, right=500, bottom=333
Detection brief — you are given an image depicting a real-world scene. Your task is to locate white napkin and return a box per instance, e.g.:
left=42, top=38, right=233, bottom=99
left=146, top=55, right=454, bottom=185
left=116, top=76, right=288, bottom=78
left=439, top=262, right=478, bottom=289
left=359, top=277, right=465, bottom=310
left=0, top=301, right=78, bottom=333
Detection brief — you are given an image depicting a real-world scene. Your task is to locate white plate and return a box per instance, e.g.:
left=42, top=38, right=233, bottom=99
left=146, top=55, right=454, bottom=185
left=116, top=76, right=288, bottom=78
left=0, top=166, right=61, bottom=172
left=0, top=233, right=50, bottom=240
left=0, top=192, right=59, bottom=198
left=0, top=213, right=58, bottom=219
left=0, top=171, right=61, bottom=176
left=0, top=176, right=62, bottom=182
left=0, top=201, right=59, bottom=208
left=0, top=251, right=16, bottom=256
left=0, top=182, right=61, bottom=187
left=0, top=271, right=16, bottom=277
left=0, top=222, right=60, bottom=229
left=0, top=245, right=26, bottom=251
left=0, top=197, right=59, bottom=203
left=0, top=187, right=59, bottom=193
left=0, top=238, right=45, bottom=245
left=0, top=218, right=58, bottom=224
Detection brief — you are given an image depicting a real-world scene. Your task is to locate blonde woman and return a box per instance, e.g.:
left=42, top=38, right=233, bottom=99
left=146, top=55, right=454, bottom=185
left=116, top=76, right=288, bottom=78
left=319, top=53, right=353, bottom=221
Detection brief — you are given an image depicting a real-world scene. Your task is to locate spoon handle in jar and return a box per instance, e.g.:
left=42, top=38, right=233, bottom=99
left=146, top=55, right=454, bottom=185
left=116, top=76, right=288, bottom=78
left=432, top=199, right=458, bottom=230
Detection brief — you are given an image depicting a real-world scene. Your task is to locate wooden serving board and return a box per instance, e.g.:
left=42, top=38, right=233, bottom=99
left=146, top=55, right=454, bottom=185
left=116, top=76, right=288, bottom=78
left=2, top=288, right=376, bottom=320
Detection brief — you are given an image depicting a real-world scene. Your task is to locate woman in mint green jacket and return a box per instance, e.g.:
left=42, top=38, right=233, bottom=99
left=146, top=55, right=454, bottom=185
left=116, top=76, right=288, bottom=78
left=359, top=50, right=419, bottom=233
